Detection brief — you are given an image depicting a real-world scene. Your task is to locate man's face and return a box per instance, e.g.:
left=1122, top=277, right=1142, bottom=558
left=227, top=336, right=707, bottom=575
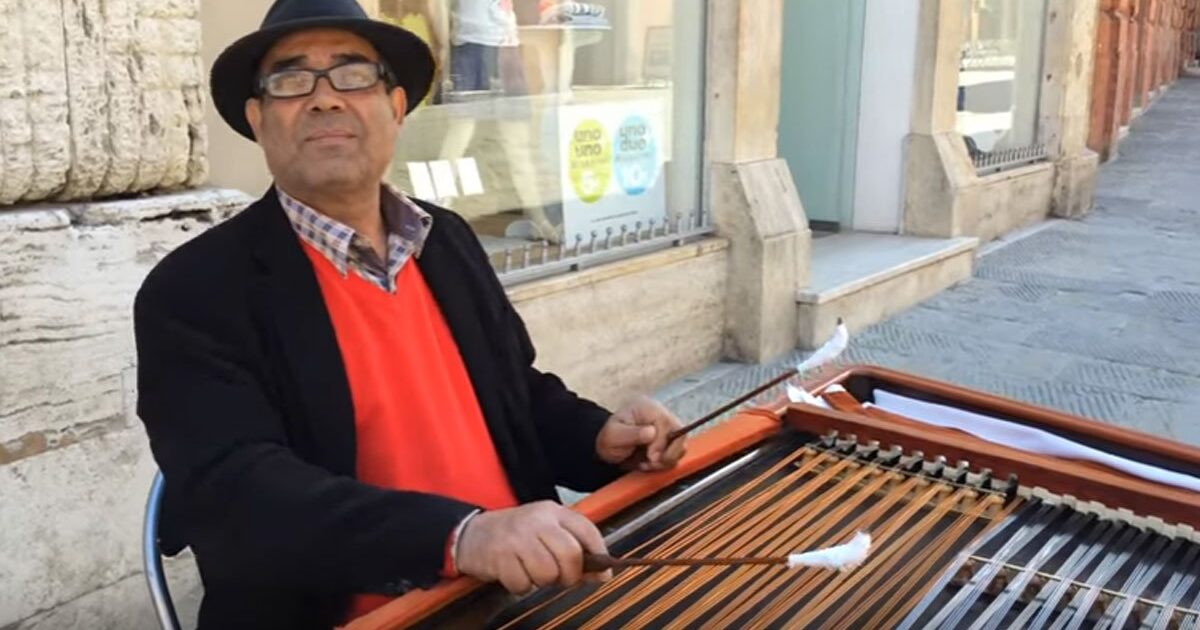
left=246, top=29, right=408, bottom=197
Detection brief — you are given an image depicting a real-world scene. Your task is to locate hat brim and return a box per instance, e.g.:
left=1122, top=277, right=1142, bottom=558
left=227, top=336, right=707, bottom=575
left=210, top=17, right=435, bottom=140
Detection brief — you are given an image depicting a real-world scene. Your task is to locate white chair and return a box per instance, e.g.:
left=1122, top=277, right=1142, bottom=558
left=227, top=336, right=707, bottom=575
left=143, top=471, right=182, bottom=630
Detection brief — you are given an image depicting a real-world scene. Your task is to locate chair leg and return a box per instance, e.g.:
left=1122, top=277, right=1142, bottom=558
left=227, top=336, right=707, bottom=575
left=143, top=472, right=182, bottom=630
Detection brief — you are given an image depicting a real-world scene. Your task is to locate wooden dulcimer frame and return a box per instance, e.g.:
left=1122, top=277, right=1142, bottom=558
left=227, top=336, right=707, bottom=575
left=345, top=364, right=1200, bottom=630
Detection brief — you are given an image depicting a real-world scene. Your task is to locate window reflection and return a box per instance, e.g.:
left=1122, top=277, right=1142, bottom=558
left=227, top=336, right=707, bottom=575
left=378, top=1, right=701, bottom=257
left=958, top=0, right=1047, bottom=160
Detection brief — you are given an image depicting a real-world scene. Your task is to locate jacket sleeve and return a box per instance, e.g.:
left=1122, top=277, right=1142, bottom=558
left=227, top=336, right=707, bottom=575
left=134, top=271, right=477, bottom=594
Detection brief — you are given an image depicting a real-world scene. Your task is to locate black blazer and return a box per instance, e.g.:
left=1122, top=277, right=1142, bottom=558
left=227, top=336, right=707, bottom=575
left=133, top=190, right=622, bottom=629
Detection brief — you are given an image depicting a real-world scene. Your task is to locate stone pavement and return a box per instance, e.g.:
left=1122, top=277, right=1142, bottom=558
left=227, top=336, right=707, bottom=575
left=656, top=75, right=1200, bottom=448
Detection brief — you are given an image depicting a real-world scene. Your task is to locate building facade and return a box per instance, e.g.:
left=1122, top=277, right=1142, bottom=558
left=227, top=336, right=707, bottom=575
left=1089, top=0, right=1200, bottom=161
left=773, top=0, right=1122, bottom=348
left=0, top=1, right=1197, bottom=628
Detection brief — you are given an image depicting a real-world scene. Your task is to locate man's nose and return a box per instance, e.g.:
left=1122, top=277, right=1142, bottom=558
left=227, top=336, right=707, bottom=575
left=306, top=76, right=345, bottom=111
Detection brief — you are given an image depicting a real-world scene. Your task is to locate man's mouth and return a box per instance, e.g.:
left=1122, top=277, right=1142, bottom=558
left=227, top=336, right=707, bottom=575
left=305, top=130, right=356, bottom=142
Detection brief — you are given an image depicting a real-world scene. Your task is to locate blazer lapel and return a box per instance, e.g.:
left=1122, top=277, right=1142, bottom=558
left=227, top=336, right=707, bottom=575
left=250, top=192, right=357, bottom=477
left=417, top=225, right=543, bottom=502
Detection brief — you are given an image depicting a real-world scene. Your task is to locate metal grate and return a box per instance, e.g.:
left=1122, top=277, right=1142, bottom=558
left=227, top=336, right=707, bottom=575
left=492, top=212, right=713, bottom=286
left=972, top=144, right=1049, bottom=175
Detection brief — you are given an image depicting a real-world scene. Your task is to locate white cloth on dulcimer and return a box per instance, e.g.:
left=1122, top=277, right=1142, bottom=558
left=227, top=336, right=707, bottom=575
left=869, top=389, right=1200, bottom=494
left=786, top=531, right=872, bottom=570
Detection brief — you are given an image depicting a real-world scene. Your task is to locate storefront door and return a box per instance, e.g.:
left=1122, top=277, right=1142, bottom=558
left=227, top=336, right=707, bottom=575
left=777, top=0, right=866, bottom=231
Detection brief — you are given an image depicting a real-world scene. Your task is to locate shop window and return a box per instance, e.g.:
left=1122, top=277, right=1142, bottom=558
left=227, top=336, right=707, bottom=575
left=375, top=0, right=707, bottom=281
left=957, top=0, right=1048, bottom=173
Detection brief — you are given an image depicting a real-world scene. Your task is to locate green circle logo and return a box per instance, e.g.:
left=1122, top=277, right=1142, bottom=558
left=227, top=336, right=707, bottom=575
left=568, top=119, right=612, bottom=204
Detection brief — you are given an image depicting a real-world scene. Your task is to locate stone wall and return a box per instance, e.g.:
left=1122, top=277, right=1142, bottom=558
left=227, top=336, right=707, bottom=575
left=0, top=189, right=249, bottom=629
left=0, top=0, right=208, bottom=205
left=512, top=239, right=730, bottom=410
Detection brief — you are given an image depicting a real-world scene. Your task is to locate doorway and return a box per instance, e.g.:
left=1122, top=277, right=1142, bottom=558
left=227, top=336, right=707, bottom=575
left=777, top=0, right=867, bottom=232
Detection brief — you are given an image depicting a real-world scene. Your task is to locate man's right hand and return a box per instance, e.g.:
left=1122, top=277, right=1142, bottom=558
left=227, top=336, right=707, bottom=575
left=454, top=501, right=611, bottom=594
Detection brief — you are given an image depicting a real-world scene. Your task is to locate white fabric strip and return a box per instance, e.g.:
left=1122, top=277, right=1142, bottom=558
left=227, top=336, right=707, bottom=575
left=870, top=389, right=1200, bottom=494
left=795, top=322, right=850, bottom=374
left=786, top=384, right=830, bottom=408
left=786, top=531, right=872, bottom=570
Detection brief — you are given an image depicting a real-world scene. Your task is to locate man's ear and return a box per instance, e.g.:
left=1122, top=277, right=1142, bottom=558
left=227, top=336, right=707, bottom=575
left=390, top=87, right=409, bottom=124
left=245, top=98, right=264, bottom=142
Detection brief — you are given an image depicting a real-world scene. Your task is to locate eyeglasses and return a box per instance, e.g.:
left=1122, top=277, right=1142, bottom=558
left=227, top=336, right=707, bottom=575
left=256, top=61, right=393, bottom=99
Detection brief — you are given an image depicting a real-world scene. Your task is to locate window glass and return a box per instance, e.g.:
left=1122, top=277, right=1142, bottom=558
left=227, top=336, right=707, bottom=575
left=958, top=0, right=1047, bottom=157
left=377, top=0, right=705, bottom=258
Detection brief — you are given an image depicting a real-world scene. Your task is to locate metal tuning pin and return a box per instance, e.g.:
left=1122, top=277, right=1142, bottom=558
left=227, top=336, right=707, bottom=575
left=877, top=445, right=903, bottom=467
left=950, top=460, right=970, bottom=484
left=1004, top=473, right=1020, bottom=502
left=858, top=440, right=881, bottom=461
left=928, top=455, right=948, bottom=479
left=977, top=468, right=994, bottom=491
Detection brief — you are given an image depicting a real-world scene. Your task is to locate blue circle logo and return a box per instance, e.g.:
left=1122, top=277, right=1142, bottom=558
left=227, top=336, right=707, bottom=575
left=613, top=115, right=659, bottom=197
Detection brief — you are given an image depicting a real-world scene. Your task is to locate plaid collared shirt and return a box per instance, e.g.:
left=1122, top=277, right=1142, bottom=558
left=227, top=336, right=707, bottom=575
left=278, top=185, right=432, bottom=293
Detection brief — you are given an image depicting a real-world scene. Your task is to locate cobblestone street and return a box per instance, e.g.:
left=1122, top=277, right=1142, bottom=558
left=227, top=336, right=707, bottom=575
left=659, top=75, right=1200, bottom=447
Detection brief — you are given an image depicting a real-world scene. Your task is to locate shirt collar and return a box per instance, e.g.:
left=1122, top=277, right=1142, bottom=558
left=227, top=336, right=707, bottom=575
left=380, top=183, right=433, bottom=257
left=276, top=184, right=433, bottom=275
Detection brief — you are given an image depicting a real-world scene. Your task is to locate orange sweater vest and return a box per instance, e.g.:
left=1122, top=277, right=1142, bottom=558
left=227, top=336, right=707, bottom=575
left=300, top=242, right=518, bottom=620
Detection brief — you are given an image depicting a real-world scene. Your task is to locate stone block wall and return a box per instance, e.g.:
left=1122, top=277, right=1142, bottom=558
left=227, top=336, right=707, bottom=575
left=0, top=0, right=208, bottom=205
left=512, top=239, right=729, bottom=410
left=0, top=189, right=249, bottom=629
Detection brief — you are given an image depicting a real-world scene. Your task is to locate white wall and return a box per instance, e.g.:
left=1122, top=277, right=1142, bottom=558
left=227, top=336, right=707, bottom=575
left=200, top=0, right=275, bottom=196
left=852, top=0, right=921, bottom=233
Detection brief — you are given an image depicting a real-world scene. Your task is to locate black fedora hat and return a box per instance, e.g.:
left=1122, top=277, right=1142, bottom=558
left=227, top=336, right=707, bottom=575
left=211, top=0, right=434, bottom=140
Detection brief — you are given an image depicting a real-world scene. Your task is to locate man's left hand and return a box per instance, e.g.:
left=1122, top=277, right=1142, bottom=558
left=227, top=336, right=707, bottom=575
left=595, top=397, right=687, bottom=472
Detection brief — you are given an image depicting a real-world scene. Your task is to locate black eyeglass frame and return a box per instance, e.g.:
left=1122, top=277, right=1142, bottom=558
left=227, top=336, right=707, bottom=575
left=254, top=61, right=397, bottom=99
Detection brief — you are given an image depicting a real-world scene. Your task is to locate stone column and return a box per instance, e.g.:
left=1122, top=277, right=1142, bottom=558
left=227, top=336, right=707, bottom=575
left=1150, top=0, right=1165, bottom=94
left=706, top=0, right=809, bottom=362
left=901, top=0, right=977, bottom=238
left=1042, top=0, right=1102, bottom=218
left=1128, top=0, right=1144, bottom=111
left=1088, top=0, right=1132, bottom=160
left=1185, top=0, right=1199, bottom=68
left=0, top=0, right=208, bottom=205
left=1117, top=0, right=1137, bottom=125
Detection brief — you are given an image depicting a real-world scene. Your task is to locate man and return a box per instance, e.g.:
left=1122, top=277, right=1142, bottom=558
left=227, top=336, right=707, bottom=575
left=133, top=1, right=685, bottom=628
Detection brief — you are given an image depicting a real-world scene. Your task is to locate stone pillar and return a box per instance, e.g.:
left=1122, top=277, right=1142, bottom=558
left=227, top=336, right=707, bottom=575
left=1042, top=0, right=1102, bottom=218
left=1157, top=0, right=1168, bottom=87
left=1118, top=0, right=1138, bottom=125
left=1089, top=0, right=1134, bottom=160
left=1145, top=0, right=1158, bottom=97
left=901, top=0, right=976, bottom=238
left=1147, top=0, right=1163, bottom=94
left=0, top=0, right=208, bottom=205
left=1186, top=0, right=1199, bottom=68
left=706, top=0, right=809, bottom=362
left=1128, top=0, right=1146, bottom=111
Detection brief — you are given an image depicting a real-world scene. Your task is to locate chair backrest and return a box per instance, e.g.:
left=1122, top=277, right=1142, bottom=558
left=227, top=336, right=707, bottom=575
left=143, top=470, right=182, bottom=630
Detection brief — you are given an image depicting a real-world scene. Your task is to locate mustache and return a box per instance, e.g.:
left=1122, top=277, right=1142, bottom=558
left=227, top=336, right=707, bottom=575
left=298, top=114, right=362, bottom=140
